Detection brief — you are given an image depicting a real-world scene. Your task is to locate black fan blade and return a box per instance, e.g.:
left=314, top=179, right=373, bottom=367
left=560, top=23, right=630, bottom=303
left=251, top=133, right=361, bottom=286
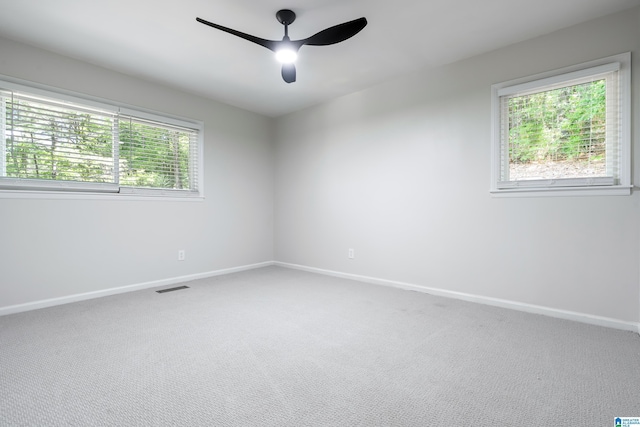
left=281, top=63, right=296, bottom=83
left=298, top=17, right=367, bottom=47
left=196, top=17, right=278, bottom=51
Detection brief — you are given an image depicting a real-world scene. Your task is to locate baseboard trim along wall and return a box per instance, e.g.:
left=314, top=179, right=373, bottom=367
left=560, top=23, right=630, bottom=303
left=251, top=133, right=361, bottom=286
left=3, top=261, right=639, bottom=335
left=0, top=261, right=275, bottom=317
left=275, top=262, right=640, bottom=335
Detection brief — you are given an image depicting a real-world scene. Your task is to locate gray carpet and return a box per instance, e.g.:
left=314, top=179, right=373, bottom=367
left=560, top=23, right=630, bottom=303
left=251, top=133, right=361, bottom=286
left=1, top=266, right=639, bottom=426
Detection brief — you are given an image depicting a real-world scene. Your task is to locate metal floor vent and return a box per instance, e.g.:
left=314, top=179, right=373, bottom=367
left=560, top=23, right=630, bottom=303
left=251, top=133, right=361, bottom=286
left=156, top=285, right=190, bottom=294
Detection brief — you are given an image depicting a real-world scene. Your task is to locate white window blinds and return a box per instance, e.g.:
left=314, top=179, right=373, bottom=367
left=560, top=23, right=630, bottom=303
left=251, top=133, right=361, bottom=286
left=117, top=114, right=199, bottom=195
left=0, top=82, right=201, bottom=197
left=495, top=62, right=621, bottom=190
left=1, top=90, right=119, bottom=192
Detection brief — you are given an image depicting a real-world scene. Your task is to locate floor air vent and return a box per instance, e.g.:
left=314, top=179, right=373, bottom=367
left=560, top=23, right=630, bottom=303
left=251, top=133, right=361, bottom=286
left=156, top=285, right=190, bottom=294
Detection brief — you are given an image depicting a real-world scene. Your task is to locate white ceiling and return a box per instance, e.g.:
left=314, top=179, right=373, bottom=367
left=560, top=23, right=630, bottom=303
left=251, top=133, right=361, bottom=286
left=0, top=0, right=638, bottom=117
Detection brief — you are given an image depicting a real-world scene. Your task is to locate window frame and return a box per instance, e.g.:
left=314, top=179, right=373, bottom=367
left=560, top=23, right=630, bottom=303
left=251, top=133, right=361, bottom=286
left=490, top=52, right=631, bottom=197
left=0, top=75, right=204, bottom=201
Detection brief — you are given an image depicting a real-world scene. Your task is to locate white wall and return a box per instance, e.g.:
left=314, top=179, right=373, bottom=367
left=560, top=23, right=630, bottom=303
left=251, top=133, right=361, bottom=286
left=275, top=8, right=640, bottom=325
left=0, top=37, right=275, bottom=309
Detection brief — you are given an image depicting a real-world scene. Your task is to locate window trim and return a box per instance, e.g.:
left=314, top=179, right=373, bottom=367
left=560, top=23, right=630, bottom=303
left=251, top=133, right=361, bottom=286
left=490, top=52, right=631, bottom=197
left=0, top=75, right=204, bottom=201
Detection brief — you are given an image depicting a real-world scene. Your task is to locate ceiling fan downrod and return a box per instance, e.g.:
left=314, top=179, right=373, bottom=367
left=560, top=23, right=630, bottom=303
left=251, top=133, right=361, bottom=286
left=276, top=9, right=295, bottom=38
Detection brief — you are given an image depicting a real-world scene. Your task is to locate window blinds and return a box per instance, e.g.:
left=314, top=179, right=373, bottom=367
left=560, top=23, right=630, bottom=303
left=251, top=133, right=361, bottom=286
left=118, top=114, right=199, bottom=194
left=0, top=86, right=200, bottom=195
left=496, top=63, right=620, bottom=189
left=1, top=91, right=118, bottom=191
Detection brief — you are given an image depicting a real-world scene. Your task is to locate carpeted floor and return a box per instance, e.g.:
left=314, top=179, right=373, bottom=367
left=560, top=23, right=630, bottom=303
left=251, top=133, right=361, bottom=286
left=1, top=266, right=639, bottom=426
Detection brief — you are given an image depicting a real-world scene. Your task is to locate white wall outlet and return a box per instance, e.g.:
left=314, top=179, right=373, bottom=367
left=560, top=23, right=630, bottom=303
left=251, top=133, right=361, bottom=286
left=178, top=250, right=185, bottom=261
left=348, top=248, right=354, bottom=259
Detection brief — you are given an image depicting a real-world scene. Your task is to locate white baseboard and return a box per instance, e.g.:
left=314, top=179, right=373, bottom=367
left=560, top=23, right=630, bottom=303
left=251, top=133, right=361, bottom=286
left=0, top=261, right=275, bottom=317
left=4, top=260, right=639, bottom=335
left=276, top=261, right=640, bottom=335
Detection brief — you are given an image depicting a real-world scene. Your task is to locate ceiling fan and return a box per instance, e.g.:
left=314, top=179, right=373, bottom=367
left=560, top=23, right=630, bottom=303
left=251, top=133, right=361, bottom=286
left=196, top=10, right=367, bottom=83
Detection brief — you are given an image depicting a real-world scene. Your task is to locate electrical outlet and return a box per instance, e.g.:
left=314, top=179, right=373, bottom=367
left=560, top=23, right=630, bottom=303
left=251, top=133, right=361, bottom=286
left=348, top=248, right=354, bottom=259
left=178, top=250, right=185, bottom=261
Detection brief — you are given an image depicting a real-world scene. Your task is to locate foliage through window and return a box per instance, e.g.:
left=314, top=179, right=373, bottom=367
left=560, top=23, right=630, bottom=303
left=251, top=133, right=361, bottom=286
left=491, top=53, right=630, bottom=196
left=507, top=79, right=606, bottom=178
left=0, top=81, right=201, bottom=197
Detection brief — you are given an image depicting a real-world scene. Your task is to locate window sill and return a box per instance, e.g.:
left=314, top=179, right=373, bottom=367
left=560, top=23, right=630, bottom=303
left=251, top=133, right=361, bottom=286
left=490, top=185, right=632, bottom=198
left=0, top=189, right=204, bottom=202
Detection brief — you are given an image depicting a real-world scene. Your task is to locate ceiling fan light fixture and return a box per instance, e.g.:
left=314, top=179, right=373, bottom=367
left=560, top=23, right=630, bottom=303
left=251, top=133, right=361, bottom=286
left=275, top=48, right=298, bottom=64
left=196, top=11, right=367, bottom=83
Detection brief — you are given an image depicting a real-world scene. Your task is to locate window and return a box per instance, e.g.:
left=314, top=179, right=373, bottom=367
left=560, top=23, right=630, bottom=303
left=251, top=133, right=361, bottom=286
left=491, top=53, right=630, bottom=196
left=0, top=78, right=202, bottom=198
